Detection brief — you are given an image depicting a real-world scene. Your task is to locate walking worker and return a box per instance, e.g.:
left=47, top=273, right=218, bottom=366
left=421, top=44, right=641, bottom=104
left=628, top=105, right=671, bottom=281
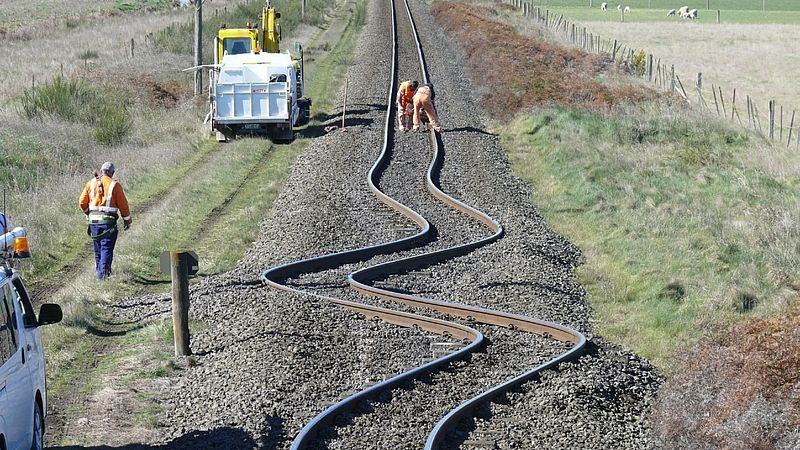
left=396, top=79, right=418, bottom=131
left=412, top=83, right=442, bottom=133
left=78, top=162, right=131, bottom=279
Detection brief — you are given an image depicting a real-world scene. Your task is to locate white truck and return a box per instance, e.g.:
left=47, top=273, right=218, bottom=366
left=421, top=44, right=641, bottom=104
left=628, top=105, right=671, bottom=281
left=210, top=51, right=308, bottom=142
left=197, top=2, right=310, bottom=142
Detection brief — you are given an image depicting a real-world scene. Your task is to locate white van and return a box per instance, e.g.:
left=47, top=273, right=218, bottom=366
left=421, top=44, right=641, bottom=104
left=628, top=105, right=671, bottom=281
left=0, top=223, right=62, bottom=450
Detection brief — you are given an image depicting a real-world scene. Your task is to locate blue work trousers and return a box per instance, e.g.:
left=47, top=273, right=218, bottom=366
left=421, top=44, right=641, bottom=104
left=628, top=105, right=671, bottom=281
left=90, top=223, right=118, bottom=279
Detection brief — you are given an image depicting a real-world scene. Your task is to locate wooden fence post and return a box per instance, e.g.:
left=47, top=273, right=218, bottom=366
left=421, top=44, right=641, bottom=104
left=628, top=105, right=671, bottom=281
left=718, top=86, right=727, bottom=118
left=731, top=89, right=736, bottom=121
left=670, top=65, right=675, bottom=92
left=696, top=73, right=702, bottom=91
left=788, top=110, right=795, bottom=147
left=130, top=38, right=135, bottom=58
left=768, top=100, right=775, bottom=140
left=717, top=10, right=720, bottom=23
left=646, top=54, right=653, bottom=81
left=779, top=105, right=783, bottom=141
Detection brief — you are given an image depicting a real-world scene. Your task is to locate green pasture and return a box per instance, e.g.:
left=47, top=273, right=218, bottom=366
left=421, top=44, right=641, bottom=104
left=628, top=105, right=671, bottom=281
left=529, top=0, right=800, bottom=10
left=526, top=1, right=800, bottom=23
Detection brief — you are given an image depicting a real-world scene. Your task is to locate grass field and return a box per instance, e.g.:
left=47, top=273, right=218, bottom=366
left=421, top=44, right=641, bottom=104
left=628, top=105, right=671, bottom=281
left=486, top=1, right=800, bottom=139
left=539, top=5, right=800, bottom=23
left=524, top=0, right=799, bottom=8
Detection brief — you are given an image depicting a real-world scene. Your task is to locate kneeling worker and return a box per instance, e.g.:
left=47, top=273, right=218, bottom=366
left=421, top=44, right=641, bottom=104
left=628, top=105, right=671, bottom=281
left=412, top=83, right=441, bottom=133
left=78, top=162, right=132, bottom=279
left=396, top=80, right=418, bottom=131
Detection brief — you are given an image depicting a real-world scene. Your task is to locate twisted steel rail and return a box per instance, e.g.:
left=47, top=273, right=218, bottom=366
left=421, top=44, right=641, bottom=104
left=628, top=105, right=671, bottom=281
left=262, top=0, right=586, bottom=448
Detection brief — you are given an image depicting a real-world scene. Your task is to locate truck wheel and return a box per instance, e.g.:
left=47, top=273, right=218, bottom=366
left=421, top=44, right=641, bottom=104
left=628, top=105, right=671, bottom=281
left=297, top=98, right=311, bottom=126
left=30, top=402, right=43, bottom=450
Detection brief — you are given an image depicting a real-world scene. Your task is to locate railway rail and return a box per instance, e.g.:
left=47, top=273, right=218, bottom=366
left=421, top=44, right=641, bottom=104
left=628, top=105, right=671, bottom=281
left=262, top=0, right=587, bottom=448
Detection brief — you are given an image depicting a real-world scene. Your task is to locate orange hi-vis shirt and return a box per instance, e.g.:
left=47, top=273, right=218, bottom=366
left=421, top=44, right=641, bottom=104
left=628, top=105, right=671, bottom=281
left=79, top=175, right=131, bottom=223
left=397, top=80, right=415, bottom=109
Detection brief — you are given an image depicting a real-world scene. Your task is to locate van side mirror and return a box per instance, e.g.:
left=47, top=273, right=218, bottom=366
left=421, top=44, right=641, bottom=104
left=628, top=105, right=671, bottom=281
left=38, top=304, right=62, bottom=326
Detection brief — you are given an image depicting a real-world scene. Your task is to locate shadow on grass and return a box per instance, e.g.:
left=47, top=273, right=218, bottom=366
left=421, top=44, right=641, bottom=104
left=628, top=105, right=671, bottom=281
left=49, top=423, right=283, bottom=449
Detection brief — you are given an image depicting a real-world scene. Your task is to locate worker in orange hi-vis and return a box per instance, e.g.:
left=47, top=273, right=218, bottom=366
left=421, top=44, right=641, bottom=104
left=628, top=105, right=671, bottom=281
left=412, top=83, right=442, bottom=133
left=396, top=80, right=418, bottom=131
left=78, top=162, right=132, bottom=279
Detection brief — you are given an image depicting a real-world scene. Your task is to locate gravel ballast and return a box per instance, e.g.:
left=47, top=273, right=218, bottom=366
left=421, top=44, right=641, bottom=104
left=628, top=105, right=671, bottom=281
left=113, top=0, right=662, bottom=447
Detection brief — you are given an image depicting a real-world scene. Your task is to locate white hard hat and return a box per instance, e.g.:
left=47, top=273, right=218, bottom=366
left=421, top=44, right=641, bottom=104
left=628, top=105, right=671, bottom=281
left=101, top=161, right=115, bottom=173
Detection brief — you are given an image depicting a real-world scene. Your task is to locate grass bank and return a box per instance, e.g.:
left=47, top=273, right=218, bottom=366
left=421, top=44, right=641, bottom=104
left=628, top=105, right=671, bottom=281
left=500, top=105, right=799, bottom=366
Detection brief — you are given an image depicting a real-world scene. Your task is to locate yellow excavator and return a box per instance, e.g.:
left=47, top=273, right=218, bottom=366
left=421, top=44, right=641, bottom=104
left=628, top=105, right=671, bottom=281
left=209, top=1, right=309, bottom=142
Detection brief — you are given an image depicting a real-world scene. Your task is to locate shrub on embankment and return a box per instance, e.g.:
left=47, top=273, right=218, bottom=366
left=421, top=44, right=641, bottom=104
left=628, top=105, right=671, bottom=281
left=434, top=1, right=800, bottom=446
left=20, top=76, right=133, bottom=145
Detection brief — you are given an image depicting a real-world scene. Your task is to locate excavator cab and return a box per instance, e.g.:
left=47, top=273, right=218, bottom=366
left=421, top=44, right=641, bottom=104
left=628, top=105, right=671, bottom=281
left=214, top=1, right=281, bottom=64
left=216, top=27, right=258, bottom=63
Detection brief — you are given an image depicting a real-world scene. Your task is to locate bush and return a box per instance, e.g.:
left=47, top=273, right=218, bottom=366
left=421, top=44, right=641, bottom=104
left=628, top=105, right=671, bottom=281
left=631, top=49, right=647, bottom=77
left=20, top=76, right=93, bottom=120
left=19, top=76, right=133, bottom=145
left=94, top=106, right=133, bottom=146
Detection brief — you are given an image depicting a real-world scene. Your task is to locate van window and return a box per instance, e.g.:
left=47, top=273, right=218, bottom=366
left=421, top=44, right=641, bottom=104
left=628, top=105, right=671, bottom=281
left=2, top=285, right=17, bottom=346
left=0, top=289, right=16, bottom=364
left=11, top=278, right=37, bottom=327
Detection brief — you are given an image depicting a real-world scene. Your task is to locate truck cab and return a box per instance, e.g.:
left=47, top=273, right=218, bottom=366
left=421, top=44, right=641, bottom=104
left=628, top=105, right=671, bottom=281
left=0, top=222, right=62, bottom=450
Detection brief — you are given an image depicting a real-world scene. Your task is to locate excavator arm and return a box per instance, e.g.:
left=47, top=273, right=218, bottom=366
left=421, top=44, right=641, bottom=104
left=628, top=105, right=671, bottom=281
left=261, top=1, right=281, bottom=54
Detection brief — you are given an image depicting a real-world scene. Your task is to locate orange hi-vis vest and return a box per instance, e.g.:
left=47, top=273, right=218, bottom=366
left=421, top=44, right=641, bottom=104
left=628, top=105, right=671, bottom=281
left=79, top=175, right=131, bottom=223
left=397, top=81, right=415, bottom=108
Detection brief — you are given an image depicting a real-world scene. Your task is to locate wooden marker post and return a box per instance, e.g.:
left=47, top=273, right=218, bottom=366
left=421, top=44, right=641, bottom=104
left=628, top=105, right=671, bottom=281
left=160, top=251, right=200, bottom=356
left=170, top=252, right=190, bottom=356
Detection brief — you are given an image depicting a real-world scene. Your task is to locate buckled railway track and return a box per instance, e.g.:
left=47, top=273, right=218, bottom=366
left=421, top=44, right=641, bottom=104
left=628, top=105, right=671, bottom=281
left=262, top=0, right=587, bottom=448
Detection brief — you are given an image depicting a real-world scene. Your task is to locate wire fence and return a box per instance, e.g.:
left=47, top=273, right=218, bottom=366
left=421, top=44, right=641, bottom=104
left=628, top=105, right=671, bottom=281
left=504, top=0, right=800, bottom=148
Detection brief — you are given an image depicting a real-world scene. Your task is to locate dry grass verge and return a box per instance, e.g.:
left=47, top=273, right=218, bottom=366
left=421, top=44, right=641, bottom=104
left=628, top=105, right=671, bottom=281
left=652, top=299, right=800, bottom=449
left=432, top=1, right=656, bottom=118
